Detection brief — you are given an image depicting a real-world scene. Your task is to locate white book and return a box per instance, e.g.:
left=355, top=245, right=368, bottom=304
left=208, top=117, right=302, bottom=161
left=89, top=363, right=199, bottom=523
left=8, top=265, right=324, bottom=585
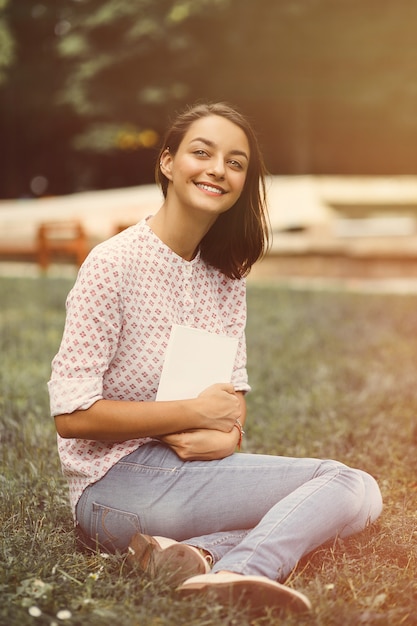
left=156, top=324, right=239, bottom=401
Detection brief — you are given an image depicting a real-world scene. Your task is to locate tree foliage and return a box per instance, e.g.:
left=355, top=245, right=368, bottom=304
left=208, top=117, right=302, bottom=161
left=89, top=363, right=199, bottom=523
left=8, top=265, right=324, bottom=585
left=0, top=1, right=87, bottom=198
left=1, top=0, right=417, bottom=198
left=0, top=0, right=14, bottom=84
left=56, top=0, right=232, bottom=149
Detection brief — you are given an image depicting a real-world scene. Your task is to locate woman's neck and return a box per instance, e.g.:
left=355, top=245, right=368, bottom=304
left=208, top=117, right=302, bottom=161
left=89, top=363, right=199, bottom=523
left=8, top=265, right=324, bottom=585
left=148, top=203, right=215, bottom=261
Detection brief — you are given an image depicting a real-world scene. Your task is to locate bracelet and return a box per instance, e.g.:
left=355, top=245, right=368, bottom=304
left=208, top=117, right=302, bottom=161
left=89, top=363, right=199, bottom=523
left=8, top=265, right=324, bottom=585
left=233, top=419, right=245, bottom=450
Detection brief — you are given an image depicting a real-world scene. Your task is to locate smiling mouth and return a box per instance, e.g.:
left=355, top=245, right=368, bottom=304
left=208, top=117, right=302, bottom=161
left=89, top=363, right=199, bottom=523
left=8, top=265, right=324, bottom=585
left=195, top=182, right=225, bottom=195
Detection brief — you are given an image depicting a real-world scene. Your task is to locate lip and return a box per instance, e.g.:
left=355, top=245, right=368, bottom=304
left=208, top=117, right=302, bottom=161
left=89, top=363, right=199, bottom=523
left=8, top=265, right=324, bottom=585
left=194, top=182, right=226, bottom=196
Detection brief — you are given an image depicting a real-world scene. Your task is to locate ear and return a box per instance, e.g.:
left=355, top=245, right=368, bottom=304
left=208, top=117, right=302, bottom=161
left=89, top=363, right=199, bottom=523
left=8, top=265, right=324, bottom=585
left=159, top=149, right=173, bottom=181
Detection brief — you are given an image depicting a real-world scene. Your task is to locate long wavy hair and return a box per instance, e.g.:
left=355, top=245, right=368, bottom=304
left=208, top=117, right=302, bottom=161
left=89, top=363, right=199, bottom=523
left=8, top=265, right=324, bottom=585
left=155, top=102, right=270, bottom=279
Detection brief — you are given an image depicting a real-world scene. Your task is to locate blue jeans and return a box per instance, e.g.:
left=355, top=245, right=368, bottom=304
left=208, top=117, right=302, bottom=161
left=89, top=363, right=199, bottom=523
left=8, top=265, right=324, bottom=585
left=76, top=441, right=382, bottom=581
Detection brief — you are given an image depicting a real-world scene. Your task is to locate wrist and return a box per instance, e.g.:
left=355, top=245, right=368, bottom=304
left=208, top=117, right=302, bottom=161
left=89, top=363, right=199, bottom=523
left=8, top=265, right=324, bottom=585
left=189, top=397, right=207, bottom=428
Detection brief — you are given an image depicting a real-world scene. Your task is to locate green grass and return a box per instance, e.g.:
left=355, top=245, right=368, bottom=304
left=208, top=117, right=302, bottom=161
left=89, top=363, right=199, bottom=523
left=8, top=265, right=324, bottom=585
left=1, top=275, right=417, bottom=625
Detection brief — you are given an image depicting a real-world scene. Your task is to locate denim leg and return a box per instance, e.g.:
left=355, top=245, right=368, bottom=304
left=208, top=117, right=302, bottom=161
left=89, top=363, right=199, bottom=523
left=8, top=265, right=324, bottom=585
left=209, top=465, right=381, bottom=580
left=76, top=442, right=382, bottom=581
left=183, top=468, right=381, bottom=580
left=183, top=529, right=250, bottom=563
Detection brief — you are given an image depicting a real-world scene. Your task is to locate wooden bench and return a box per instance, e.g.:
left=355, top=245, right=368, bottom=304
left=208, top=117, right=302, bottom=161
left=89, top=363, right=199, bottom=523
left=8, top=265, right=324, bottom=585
left=0, top=243, right=37, bottom=262
left=37, top=221, right=88, bottom=270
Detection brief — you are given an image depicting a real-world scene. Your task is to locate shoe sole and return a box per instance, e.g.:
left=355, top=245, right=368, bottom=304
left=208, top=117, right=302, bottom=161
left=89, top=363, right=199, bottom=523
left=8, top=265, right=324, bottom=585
left=177, top=575, right=311, bottom=615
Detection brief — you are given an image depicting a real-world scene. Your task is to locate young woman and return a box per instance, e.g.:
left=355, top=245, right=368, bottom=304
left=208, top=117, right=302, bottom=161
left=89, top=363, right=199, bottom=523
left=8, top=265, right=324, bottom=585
left=49, top=102, right=382, bottom=616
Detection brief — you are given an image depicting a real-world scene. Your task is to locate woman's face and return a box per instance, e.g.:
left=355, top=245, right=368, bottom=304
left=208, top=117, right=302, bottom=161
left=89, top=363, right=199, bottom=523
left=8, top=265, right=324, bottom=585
left=161, top=115, right=250, bottom=219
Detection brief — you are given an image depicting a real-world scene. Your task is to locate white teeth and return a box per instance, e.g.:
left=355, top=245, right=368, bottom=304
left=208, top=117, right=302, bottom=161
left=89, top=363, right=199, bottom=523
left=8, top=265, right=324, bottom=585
left=196, top=183, right=223, bottom=195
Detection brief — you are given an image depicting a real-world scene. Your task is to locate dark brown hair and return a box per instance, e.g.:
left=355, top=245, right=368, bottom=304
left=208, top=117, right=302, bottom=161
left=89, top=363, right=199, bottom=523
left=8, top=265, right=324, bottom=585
left=155, top=102, right=270, bottom=279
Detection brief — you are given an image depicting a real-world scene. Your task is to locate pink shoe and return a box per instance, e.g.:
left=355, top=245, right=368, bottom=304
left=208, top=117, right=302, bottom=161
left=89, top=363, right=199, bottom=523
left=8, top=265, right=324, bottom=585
left=127, top=533, right=211, bottom=586
left=177, top=572, right=311, bottom=616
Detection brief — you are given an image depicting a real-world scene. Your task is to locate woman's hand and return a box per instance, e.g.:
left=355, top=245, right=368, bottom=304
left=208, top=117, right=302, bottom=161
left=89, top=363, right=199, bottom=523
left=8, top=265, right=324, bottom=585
left=158, top=427, right=241, bottom=461
left=193, top=383, right=242, bottom=432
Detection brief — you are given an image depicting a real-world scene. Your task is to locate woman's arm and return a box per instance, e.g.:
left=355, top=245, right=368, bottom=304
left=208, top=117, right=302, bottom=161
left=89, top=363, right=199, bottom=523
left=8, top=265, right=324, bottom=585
left=54, top=383, right=242, bottom=441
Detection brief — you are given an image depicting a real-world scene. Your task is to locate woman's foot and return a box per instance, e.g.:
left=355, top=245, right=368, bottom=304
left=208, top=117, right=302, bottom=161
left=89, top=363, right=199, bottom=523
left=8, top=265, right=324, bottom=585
left=127, top=533, right=211, bottom=586
left=177, top=572, right=311, bottom=616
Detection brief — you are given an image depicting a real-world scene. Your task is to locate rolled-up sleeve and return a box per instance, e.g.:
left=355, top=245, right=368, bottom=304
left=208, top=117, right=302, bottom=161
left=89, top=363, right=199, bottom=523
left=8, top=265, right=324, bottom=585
left=48, top=251, right=122, bottom=416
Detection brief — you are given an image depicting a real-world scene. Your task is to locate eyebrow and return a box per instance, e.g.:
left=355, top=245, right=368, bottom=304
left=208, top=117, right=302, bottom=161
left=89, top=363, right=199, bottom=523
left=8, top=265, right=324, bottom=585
left=189, top=137, right=249, bottom=161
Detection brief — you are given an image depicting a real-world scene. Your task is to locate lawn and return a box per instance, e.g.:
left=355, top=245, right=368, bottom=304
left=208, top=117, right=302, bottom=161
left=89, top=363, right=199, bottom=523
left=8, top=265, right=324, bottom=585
left=1, top=274, right=417, bottom=625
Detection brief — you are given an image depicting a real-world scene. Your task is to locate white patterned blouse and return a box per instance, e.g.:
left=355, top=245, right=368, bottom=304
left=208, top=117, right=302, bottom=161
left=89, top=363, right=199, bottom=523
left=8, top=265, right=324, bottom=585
left=48, top=218, right=250, bottom=517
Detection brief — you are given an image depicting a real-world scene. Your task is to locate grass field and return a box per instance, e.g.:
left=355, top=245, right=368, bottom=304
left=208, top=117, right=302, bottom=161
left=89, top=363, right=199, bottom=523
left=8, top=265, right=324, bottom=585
left=1, top=274, right=417, bottom=625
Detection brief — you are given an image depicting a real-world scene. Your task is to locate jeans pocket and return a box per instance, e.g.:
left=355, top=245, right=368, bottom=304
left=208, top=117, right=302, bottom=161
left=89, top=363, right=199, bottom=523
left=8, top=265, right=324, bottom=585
left=90, top=501, right=142, bottom=552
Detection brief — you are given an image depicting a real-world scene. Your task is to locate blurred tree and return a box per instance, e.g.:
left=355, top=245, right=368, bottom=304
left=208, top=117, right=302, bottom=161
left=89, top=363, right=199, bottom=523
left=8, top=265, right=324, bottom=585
left=1, top=0, right=417, bottom=198
left=1, top=0, right=234, bottom=197
left=0, top=0, right=14, bottom=84
left=0, top=1, right=85, bottom=198
left=56, top=0, right=231, bottom=151
left=183, top=0, right=417, bottom=174
left=57, top=0, right=417, bottom=177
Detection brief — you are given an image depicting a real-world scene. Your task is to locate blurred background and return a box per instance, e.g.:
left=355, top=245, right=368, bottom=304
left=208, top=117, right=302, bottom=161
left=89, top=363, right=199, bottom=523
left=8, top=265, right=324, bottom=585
left=2, top=0, right=417, bottom=199
left=1, top=0, right=417, bottom=283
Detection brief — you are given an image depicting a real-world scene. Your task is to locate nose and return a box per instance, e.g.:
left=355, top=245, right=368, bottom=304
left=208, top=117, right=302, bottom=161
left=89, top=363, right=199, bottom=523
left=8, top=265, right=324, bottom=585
left=207, top=156, right=225, bottom=180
